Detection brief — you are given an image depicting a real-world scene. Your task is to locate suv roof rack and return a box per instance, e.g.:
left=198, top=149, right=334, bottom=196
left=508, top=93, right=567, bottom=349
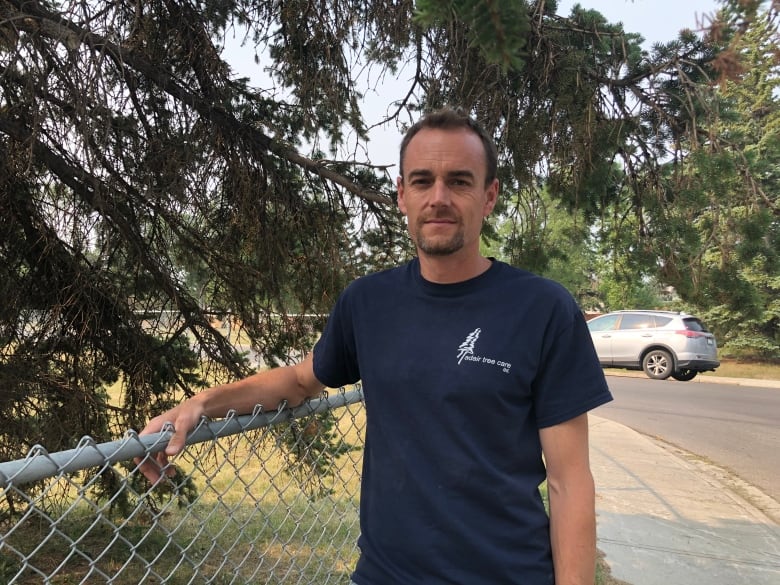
left=613, top=309, right=683, bottom=314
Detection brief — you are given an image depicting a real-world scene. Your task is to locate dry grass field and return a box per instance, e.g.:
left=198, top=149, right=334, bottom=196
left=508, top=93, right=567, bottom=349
left=703, top=358, right=780, bottom=380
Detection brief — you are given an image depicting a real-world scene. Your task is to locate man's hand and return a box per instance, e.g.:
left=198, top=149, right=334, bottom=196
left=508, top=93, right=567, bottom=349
left=132, top=353, right=324, bottom=485
left=134, top=399, right=205, bottom=484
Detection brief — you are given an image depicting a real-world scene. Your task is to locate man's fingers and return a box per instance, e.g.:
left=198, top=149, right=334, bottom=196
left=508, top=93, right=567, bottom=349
left=152, top=452, right=178, bottom=480
left=134, top=457, right=161, bottom=484
left=135, top=406, right=200, bottom=485
left=133, top=447, right=176, bottom=484
left=165, top=422, right=190, bottom=457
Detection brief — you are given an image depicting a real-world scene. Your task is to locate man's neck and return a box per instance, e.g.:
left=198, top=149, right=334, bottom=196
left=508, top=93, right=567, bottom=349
left=417, top=252, right=492, bottom=284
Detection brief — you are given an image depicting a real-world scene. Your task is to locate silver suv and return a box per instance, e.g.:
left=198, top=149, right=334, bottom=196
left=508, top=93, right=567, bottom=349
left=586, top=310, right=720, bottom=381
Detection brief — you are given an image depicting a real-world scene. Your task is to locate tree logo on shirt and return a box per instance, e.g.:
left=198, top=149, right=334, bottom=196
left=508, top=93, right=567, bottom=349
left=457, top=328, right=481, bottom=364
left=456, top=327, right=513, bottom=373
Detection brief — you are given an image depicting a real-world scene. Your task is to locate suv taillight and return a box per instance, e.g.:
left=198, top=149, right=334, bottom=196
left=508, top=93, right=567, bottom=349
left=675, top=330, right=705, bottom=338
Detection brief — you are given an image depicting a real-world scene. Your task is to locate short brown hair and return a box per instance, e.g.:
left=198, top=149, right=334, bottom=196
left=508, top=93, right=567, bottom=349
left=398, top=107, right=498, bottom=186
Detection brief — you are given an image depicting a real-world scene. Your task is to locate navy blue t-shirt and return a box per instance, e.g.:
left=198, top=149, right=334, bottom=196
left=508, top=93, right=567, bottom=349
left=313, top=258, right=612, bottom=585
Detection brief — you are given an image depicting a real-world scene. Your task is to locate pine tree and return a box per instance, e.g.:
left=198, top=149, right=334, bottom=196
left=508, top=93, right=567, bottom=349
left=1, top=0, right=775, bottom=462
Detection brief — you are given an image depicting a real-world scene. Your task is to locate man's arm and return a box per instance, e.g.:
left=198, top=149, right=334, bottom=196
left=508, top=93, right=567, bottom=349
left=136, top=352, right=324, bottom=483
left=539, top=413, right=597, bottom=585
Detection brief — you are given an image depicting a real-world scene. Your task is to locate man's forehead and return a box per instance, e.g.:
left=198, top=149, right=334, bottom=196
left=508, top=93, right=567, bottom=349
left=403, top=128, right=486, bottom=169
left=406, top=167, right=476, bottom=177
left=405, top=126, right=481, bottom=148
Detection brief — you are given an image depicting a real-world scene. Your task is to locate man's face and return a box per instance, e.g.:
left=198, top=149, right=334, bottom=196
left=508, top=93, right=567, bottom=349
left=397, top=127, right=498, bottom=257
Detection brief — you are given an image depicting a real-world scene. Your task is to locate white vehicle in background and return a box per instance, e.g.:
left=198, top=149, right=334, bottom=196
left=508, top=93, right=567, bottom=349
left=586, top=310, right=720, bottom=381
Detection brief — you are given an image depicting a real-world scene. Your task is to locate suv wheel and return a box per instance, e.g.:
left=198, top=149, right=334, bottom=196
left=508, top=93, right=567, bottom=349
left=671, top=369, right=698, bottom=382
left=642, top=349, right=673, bottom=380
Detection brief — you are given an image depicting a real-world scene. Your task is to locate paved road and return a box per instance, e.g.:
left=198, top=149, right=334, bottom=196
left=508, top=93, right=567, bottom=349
left=597, top=375, right=780, bottom=503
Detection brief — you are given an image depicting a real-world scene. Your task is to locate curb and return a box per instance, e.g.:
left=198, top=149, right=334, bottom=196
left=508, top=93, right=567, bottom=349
left=603, top=370, right=780, bottom=389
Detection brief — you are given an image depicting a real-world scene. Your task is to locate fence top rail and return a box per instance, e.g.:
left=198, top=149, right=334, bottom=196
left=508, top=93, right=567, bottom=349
left=0, top=387, right=363, bottom=488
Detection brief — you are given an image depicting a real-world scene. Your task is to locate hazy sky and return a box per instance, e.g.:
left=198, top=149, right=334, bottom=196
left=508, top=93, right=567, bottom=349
left=556, top=0, right=720, bottom=43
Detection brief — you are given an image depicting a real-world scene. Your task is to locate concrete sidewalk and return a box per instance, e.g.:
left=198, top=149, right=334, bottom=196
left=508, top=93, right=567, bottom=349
left=590, top=412, right=780, bottom=585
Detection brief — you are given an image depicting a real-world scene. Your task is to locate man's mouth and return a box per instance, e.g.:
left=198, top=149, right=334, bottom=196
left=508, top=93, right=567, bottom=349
left=422, top=215, right=458, bottom=225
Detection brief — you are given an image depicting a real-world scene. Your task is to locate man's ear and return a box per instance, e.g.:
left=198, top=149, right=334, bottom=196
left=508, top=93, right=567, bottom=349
left=483, top=178, right=499, bottom=217
left=397, top=176, right=407, bottom=215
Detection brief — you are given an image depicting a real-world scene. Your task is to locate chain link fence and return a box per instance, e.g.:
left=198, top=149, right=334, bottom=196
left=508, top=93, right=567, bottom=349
left=0, top=387, right=365, bottom=584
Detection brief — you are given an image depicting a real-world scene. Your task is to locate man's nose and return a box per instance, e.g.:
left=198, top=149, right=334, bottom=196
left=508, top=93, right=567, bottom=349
left=429, top=179, right=452, bottom=206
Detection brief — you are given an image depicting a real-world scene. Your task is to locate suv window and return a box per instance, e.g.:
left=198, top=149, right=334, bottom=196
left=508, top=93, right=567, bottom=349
left=683, top=318, right=709, bottom=332
left=654, top=316, right=673, bottom=327
left=587, top=314, right=619, bottom=332
left=618, top=314, right=655, bottom=330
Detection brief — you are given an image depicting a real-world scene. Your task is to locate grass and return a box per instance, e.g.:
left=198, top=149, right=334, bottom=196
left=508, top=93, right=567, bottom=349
left=1, top=492, right=360, bottom=584
left=702, top=358, right=780, bottom=380
left=605, top=358, right=780, bottom=382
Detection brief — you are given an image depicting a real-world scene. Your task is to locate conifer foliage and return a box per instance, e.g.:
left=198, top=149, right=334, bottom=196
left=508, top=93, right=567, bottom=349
left=0, top=0, right=776, bottom=461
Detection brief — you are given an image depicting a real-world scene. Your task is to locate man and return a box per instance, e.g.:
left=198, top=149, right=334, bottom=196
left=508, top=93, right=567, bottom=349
left=138, top=107, right=613, bottom=584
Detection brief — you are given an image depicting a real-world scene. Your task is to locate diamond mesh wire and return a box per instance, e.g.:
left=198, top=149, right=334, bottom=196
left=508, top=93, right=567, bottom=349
left=0, top=388, right=365, bottom=584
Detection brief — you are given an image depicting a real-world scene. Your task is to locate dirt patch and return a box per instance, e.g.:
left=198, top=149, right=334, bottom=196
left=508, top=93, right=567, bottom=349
left=597, top=549, right=631, bottom=585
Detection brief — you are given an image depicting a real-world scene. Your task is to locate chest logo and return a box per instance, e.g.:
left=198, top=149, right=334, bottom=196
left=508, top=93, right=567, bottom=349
left=457, top=328, right=481, bottom=364
left=456, top=327, right=513, bottom=373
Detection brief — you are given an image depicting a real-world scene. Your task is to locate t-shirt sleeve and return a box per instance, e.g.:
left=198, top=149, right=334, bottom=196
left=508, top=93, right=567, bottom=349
left=313, top=286, right=361, bottom=388
left=532, top=295, right=613, bottom=428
